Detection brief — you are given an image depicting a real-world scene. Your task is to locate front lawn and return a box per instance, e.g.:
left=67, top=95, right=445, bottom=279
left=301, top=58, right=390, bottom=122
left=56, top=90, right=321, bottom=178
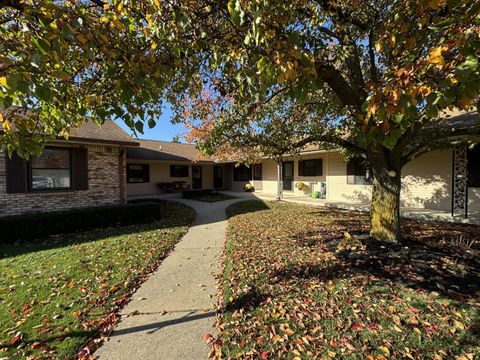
left=0, top=201, right=194, bottom=359
left=218, top=200, right=480, bottom=359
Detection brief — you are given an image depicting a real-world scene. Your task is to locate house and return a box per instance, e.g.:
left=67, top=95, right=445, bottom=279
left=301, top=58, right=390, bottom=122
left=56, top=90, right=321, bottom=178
left=1, top=111, right=479, bottom=221
left=124, top=111, right=480, bottom=221
left=0, top=120, right=139, bottom=216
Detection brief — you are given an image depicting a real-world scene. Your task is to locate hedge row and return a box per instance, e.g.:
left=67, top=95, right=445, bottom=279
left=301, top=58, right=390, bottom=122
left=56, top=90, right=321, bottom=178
left=0, top=201, right=165, bottom=243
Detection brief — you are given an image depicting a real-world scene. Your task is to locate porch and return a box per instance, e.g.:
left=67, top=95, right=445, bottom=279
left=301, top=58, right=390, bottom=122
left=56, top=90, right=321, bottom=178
left=127, top=189, right=480, bottom=226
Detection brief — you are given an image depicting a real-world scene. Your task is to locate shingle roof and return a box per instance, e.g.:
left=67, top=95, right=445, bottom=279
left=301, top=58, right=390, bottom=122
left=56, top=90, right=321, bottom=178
left=126, top=139, right=213, bottom=162
left=69, top=120, right=139, bottom=146
left=124, top=110, right=480, bottom=162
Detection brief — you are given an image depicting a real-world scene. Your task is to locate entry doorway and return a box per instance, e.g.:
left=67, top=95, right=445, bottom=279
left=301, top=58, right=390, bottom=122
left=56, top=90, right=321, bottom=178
left=213, top=165, right=223, bottom=189
left=192, top=166, right=202, bottom=189
left=282, top=161, right=294, bottom=191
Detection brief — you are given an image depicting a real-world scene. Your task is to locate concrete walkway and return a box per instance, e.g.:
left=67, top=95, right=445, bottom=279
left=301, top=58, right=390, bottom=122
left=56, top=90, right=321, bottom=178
left=95, top=197, right=243, bottom=360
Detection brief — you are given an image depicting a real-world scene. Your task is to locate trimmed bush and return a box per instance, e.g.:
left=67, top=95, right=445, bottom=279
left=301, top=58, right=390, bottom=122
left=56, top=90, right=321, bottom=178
left=0, top=202, right=165, bottom=243
left=182, top=189, right=214, bottom=199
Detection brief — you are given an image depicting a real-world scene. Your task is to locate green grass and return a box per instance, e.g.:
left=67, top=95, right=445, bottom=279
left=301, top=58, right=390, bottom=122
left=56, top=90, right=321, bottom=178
left=219, top=200, right=480, bottom=359
left=0, top=201, right=194, bottom=359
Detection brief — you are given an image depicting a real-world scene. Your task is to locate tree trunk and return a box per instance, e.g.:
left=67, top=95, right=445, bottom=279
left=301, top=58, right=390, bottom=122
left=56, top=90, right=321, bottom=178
left=370, top=165, right=402, bottom=242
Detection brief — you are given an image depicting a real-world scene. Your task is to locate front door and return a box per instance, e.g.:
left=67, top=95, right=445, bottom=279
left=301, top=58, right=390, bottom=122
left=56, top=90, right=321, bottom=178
left=213, top=165, right=223, bottom=189
left=282, top=161, right=294, bottom=191
left=192, top=166, right=202, bottom=189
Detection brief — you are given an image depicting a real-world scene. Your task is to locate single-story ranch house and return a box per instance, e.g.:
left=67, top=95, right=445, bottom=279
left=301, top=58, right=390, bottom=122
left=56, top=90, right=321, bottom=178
left=1, top=111, right=479, bottom=221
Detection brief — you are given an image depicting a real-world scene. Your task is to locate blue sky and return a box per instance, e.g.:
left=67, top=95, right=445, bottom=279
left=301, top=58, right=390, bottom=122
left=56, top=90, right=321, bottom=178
left=115, top=103, right=188, bottom=143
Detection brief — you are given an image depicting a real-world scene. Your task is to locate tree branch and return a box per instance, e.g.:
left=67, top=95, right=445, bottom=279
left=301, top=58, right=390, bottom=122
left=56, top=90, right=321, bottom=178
left=315, top=62, right=363, bottom=109
left=0, top=0, right=24, bottom=11
left=368, top=31, right=378, bottom=83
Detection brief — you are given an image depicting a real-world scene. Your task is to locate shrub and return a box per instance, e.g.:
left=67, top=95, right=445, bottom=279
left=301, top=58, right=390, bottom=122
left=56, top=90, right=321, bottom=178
left=336, top=232, right=366, bottom=252
left=0, top=202, right=165, bottom=243
left=182, top=189, right=214, bottom=198
left=244, top=183, right=254, bottom=192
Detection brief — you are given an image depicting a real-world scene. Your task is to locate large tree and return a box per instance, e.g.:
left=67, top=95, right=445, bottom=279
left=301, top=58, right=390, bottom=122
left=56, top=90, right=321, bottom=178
left=169, top=0, right=480, bottom=242
left=0, top=0, right=189, bottom=157
left=1, top=0, right=480, bottom=241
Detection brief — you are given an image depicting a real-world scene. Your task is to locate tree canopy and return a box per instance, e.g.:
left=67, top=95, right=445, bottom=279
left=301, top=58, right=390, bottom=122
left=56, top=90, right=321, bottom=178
left=1, top=0, right=480, bottom=241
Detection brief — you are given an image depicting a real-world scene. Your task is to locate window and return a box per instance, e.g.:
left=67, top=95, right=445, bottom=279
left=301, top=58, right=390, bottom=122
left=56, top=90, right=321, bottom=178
left=127, top=164, right=150, bottom=183
left=347, top=158, right=372, bottom=185
left=253, top=164, right=262, bottom=180
left=299, top=159, right=323, bottom=176
left=30, top=148, right=71, bottom=190
left=234, top=164, right=251, bottom=181
left=170, top=165, right=189, bottom=177
left=468, top=146, right=480, bottom=187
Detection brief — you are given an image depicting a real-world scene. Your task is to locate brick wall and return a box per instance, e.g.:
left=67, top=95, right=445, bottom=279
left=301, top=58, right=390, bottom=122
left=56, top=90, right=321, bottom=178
left=0, top=144, right=125, bottom=217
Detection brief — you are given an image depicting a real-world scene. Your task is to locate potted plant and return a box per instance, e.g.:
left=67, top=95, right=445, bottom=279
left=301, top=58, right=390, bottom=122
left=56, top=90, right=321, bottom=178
left=244, top=183, right=254, bottom=192
left=296, top=181, right=306, bottom=190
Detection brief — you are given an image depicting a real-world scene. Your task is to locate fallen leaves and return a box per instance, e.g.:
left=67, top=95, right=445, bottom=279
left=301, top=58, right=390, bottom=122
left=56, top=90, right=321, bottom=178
left=216, top=201, right=480, bottom=359
left=0, top=201, right=194, bottom=359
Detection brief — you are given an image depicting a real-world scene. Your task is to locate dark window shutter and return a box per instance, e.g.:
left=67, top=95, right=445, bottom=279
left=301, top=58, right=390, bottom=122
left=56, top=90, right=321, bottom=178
left=315, top=159, right=323, bottom=176
left=347, top=159, right=356, bottom=184
left=298, top=161, right=303, bottom=176
left=72, top=148, right=89, bottom=190
left=5, top=152, right=27, bottom=193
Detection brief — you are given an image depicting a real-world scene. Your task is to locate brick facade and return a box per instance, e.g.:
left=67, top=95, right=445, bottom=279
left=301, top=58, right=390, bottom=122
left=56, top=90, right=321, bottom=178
left=0, top=143, right=126, bottom=217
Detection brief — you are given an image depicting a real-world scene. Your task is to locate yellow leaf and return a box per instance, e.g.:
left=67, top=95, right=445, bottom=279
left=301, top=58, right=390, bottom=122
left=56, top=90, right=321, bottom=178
left=0, top=76, right=6, bottom=87
left=146, top=14, right=153, bottom=28
left=344, top=232, right=351, bottom=239
left=368, top=102, right=377, bottom=115
left=154, top=0, right=161, bottom=7
left=378, top=346, right=390, bottom=357
left=375, top=41, right=382, bottom=52
left=151, top=42, right=157, bottom=50
left=429, top=47, right=445, bottom=65
left=327, top=351, right=336, bottom=358
left=117, top=2, right=124, bottom=12
left=3, top=119, right=11, bottom=132
left=454, top=320, right=465, bottom=330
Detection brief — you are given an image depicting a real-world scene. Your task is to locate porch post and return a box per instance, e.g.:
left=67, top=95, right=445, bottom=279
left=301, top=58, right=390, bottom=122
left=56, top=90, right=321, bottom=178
left=276, top=160, right=283, bottom=201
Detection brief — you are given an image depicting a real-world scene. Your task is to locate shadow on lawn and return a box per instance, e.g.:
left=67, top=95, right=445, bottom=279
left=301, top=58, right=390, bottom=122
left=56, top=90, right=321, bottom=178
left=225, top=286, right=271, bottom=312
left=226, top=200, right=271, bottom=218
left=275, top=234, right=480, bottom=304
left=0, top=212, right=193, bottom=260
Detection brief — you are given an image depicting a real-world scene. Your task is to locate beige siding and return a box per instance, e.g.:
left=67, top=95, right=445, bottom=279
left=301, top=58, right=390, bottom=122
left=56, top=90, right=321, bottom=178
left=201, top=164, right=214, bottom=189
left=253, top=159, right=278, bottom=194
left=401, top=150, right=452, bottom=211
left=468, top=187, right=480, bottom=214
left=326, top=150, right=454, bottom=211
left=290, top=154, right=326, bottom=196
left=326, top=152, right=371, bottom=204
left=127, top=161, right=215, bottom=195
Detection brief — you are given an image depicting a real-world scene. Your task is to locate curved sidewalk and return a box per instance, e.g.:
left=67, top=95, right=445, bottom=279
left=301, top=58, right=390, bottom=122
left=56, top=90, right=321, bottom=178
left=95, top=197, right=242, bottom=360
